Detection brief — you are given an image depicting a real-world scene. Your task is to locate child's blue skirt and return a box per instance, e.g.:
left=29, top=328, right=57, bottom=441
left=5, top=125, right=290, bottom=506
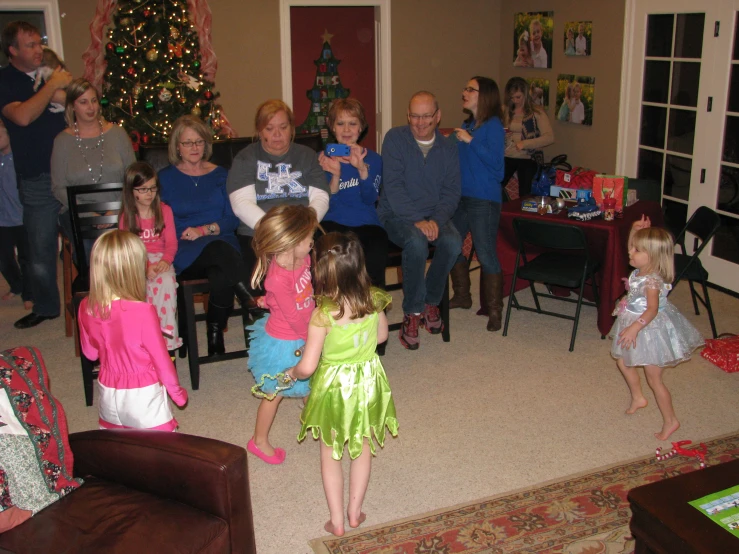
left=247, top=315, right=310, bottom=398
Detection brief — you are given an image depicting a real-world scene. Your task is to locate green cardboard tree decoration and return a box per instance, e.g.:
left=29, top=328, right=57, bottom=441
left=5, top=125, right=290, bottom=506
left=295, top=30, right=350, bottom=140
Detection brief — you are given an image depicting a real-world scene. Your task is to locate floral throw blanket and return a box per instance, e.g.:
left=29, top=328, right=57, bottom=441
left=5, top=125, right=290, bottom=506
left=0, top=346, right=83, bottom=523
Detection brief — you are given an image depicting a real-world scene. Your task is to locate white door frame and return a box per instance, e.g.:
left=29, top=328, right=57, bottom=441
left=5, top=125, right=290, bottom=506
left=0, top=0, right=64, bottom=59
left=279, top=0, right=391, bottom=148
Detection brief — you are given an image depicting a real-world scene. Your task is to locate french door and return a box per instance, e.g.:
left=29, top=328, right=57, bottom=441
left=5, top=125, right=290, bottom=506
left=620, top=0, right=739, bottom=292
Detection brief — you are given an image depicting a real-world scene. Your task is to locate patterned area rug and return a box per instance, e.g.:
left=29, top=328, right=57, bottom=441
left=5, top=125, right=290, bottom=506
left=310, top=432, right=739, bottom=553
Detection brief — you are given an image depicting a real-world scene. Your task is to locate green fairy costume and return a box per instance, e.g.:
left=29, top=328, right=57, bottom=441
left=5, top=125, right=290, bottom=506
left=298, top=288, right=399, bottom=460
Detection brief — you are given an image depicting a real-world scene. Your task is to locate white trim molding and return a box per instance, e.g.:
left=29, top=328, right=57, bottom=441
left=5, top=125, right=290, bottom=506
left=279, top=0, right=392, bottom=148
left=0, top=0, right=65, bottom=60
left=615, top=0, right=636, bottom=176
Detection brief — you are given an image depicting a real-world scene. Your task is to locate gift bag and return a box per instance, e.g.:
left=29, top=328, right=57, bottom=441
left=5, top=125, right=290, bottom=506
left=556, top=166, right=598, bottom=190
left=700, top=334, right=739, bottom=373
left=593, top=174, right=629, bottom=212
left=531, top=155, right=571, bottom=196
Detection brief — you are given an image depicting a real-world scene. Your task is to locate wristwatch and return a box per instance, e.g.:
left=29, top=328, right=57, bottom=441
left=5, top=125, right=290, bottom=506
left=207, top=224, right=216, bottom=235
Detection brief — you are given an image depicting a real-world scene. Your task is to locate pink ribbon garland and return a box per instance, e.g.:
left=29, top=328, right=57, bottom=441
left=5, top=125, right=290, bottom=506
left=81, top=0, right=236, bottom=137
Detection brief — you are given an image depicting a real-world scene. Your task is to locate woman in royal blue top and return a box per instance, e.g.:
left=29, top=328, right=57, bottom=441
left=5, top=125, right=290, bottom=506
left=159, top=115, right=252, bottom=357
left=450, top=76, right=506, bottom=332
left=318, top=98, right=387, bottom=288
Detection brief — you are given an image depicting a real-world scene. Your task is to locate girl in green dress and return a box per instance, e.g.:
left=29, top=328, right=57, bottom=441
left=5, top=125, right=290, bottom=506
left=286, top=231, right=398, bottom=537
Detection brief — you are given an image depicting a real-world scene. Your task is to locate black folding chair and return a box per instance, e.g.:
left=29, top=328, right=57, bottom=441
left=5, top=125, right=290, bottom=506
left=67, top=183, right=123, bottom=406
left=669, top=206, right=721, bottom=339
left=503, top=218, right=600, bottom=352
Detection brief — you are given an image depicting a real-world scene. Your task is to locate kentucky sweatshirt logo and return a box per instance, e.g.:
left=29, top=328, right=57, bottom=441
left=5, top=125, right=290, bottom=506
left=256, top=161, right=307, bottom=198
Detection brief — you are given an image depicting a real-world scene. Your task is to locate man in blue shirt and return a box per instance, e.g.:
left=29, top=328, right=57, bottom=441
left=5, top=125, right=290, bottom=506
left=0, top=21, right=71, bottom=328
left=377, top=91, right=461, bottom=350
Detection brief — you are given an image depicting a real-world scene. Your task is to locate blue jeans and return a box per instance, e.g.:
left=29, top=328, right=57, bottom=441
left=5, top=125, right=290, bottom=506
left=383, top=218, right=461, bottom=314
left=451, top=197, right=502, bottom=274
left=18, top=174, right=61, bottom=317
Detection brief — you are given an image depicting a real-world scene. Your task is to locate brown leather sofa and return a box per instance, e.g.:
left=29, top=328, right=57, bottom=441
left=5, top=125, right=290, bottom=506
left=0, top=430, right=257, bottom=554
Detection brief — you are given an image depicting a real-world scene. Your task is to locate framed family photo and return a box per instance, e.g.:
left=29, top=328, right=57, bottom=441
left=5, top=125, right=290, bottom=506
left=564, top=21, right=592, bottom=56
left=527, top=78, right=550, bottom=112
left=555, top=74, right=595, bottom=126
left=513, top=11, right=554, bottom=69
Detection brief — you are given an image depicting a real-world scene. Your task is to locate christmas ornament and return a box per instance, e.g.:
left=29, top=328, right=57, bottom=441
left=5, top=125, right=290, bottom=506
left=203, top=90, right=213, bottom=100
left=126, top=67, right=136, bottom=77
left=170, top=26, right=180, bottom=39
left=179, top=72, right=201, bottom=91
left=191, top=105, right=201, bottom=117
left=158, top=88, right=172, bottom=102
left=106, top=42, right=115, bottom=52
left=100, top=97, right=109, bottom=107
left=145, top=101, right=154, bottom=110
left=193, top=60, right=201, bottom=69
left=115, top=46, right=125, bottom=54
left=119, top=17, right=131, bottom=26
left=146, top=48, right=158, bottom=62
left=133, top=85, right=143, bottom=98
left=179, top=95, right=187, bottom=104
left=168, top=43, right=182, bottom=58
left=142, top=134, right=150, bottom=144
left=142, top=9, right=151, bottom=18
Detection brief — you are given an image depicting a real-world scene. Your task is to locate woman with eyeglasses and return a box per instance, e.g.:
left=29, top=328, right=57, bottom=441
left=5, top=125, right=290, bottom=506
left=159, top=115, right=253, bottom=357
left=501, top=76, right=554, bottom=198
left=449, top=77, right=506, bottom=332
left=52, top=78, right=136, bottom=264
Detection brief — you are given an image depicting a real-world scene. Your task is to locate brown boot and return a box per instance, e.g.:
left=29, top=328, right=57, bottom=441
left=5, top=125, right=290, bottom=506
left=482, top=273, right=504, bottom=332
left=448, top=261, right=472, bottom=309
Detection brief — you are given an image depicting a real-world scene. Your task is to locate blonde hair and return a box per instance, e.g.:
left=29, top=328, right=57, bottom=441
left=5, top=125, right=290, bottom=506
left=250, top=205, right=319, bottom=289
left=86, top=230, right=147, bottom=319
left=254, top=99, right=296, bottom=142
left=169, top=115, right=213, bottom=164
left=65, top=78, right=100, bottom=127
left=631, top=227, right=675, bottom=282
left=313, top=232, right=374, bottom=320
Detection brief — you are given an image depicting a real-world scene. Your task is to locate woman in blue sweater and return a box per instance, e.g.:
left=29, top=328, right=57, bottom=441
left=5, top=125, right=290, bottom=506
left=318, top=98, right=387, bottom=288
left=450, top=77, right=506, bottom=331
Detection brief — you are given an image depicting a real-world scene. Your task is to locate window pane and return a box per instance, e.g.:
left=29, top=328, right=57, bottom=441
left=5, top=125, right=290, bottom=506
left=663, top=198, right=689, bottom=237
left=666, top=109, right=696, bottom=154
left=734, top=12, right=739, bottom=61
left=711, top=214, right=739, bottom=265
left=719, top=165, right=739, bottom=215
left=728, top=65, right=739, bottom=112
left=637, top=148, right=664, bottom=184
left=670, top=62, right=701, bottom=106
left=646, top=14, right=674, bottom=57
left=722, top=116, right=739, bottom=164
left=673, top=13, right=705, bottom=58
left=643, top=60, right=671, bottom=103
left=640, top=105, right=667, bottom=148
left=664, top=155, right=691, bottom=201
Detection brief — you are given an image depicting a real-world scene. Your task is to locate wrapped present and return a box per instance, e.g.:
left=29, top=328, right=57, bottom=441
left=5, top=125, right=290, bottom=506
left=593, top=174, right=629, bottom=213
left=701, top=335, right=739, bottom=373
left=555, top=166, right=597, bottom=189
left=550, top=185, right=592, bottom=201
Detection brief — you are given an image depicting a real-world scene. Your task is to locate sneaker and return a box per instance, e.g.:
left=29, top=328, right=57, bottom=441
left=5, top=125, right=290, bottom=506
left=399, top=313, right=421, bottom=350
left=422, top=304, right=444, bottom=335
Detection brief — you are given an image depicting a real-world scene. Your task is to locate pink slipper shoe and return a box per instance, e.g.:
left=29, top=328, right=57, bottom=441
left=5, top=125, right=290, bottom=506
left=247, top=438, right=286, bottom=465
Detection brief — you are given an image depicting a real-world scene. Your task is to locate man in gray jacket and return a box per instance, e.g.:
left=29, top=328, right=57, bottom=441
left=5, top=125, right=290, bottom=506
left=377, top=91, right=461, bottom=350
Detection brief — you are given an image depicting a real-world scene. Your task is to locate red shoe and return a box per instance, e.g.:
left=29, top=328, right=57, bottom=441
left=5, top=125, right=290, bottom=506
left=247, top=438, right=286, bottom=465
left=399, top=313, right=421, bottom=350
left=422, top=304, right=444, bottom=334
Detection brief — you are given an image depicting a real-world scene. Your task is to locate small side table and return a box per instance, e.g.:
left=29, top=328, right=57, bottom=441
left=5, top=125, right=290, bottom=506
left=628, top=458, right=739, bottom=553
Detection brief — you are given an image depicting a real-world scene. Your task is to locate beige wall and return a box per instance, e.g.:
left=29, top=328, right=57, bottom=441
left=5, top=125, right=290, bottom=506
left=498, top=1, right=626, bottom=173
left=58, top=0, right=500, bottom=139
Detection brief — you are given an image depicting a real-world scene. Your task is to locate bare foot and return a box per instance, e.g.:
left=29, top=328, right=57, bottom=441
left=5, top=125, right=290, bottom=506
left=324, top=520, right=345, bottom=537
left=655, top=420, right=680, bottom=441
left=626, top=397, right=648, bottom=414
left=1, top=292, right=15, bottom=301
left=23, top=301, right=32, bottom=310
left=348, top=511, right=366, bottom=529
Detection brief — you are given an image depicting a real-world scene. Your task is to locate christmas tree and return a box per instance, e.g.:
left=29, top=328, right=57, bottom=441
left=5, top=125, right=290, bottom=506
left=100, top=0, right=227, bottom=144
left=295, top=30, right=350, bottom=140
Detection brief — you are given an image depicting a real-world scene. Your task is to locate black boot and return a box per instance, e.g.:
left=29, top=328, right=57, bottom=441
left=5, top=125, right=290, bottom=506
left=234, top=281, right=268, bottom=318
left=206, top=302, right=231, bottom=357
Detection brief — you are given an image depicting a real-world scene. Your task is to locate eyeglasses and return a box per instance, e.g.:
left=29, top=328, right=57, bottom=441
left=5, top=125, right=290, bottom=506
left=179, top=139, right=205, bottom=148
left=133, top=186, right=158, bottom=194
left=408, top=109, right=439, bottom=122
left=462, top=87, right=479, bottom=93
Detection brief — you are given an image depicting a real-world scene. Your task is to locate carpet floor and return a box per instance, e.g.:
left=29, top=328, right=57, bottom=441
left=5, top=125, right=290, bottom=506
left=310, top=432, right=739, bottom=553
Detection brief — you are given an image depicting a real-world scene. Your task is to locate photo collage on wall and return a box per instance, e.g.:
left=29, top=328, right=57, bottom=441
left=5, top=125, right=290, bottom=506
left=513, top=12, right=594, bottom=125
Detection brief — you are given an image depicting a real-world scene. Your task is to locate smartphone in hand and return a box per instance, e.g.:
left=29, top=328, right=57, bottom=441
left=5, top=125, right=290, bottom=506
left=325, top=143, right=351, bottom=157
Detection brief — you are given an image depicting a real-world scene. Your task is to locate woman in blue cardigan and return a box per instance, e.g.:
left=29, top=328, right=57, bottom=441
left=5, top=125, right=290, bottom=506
left=450, top=77, right=506, bottom=331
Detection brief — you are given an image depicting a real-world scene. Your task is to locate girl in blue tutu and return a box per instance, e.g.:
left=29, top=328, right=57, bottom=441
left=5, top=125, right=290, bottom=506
left=286, top=232, right=398, bottom=537
left=246, top=205, right=318, bottom=465
left=611, top=215, right=703, bottom=441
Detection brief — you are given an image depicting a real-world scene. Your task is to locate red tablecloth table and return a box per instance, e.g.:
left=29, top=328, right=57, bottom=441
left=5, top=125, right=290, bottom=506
left=497, top=200, right=665, bottom=337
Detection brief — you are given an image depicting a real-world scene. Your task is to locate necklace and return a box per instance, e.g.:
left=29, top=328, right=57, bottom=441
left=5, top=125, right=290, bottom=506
left=74, top=120, right=105, bottom=184
left=189, top=174, right=201, bottom=187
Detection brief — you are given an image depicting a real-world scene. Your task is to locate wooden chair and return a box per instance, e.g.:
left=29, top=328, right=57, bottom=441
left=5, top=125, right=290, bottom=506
left=503, top=218, right=600, bottom=352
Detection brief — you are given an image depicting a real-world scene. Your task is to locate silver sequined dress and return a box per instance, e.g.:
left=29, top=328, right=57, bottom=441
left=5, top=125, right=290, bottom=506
left=610, top=270, right=704, bottom=367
